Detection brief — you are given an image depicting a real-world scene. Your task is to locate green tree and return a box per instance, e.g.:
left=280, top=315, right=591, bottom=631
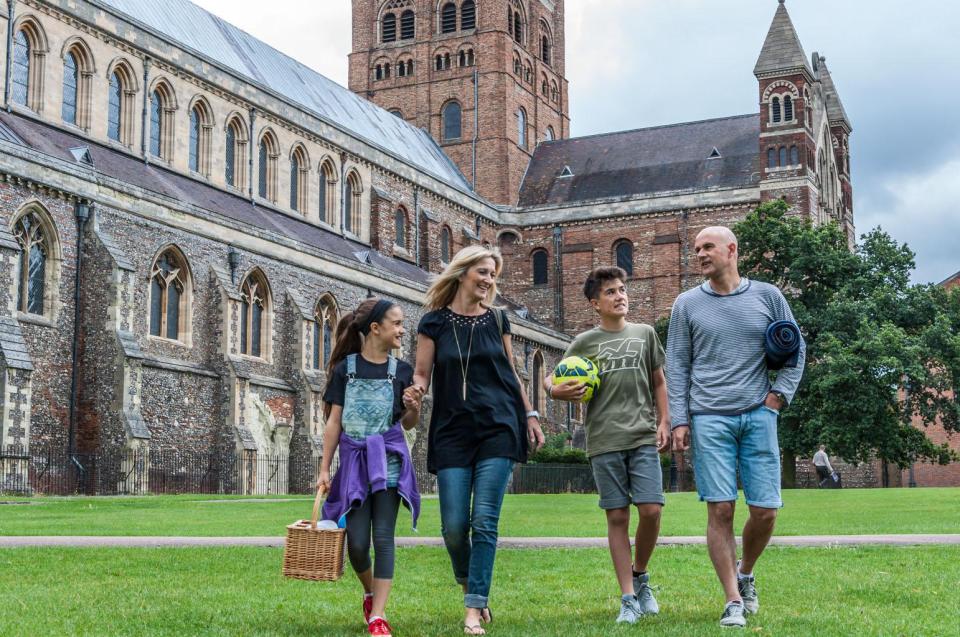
left=733, top=200, right=958, bottom=485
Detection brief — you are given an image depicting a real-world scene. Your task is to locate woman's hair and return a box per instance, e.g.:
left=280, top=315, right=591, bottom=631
left=324, top=297, right=398, bottom=380
left=423, top=245, right=503, bottom=311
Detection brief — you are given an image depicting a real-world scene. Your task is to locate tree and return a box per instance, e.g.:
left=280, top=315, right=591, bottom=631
left=733, top=200, right=959, bottom=485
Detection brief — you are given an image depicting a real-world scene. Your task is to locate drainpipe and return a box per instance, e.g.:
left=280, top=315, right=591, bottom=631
left=471, top=68, right=479, bottom=189
left=339, top=152, right=347, bottom=235
left=552, top=225, right=563, bottom=329
left=67, top=199, right=91, bottom=456
left=413, top=186, right=421, bottom=267
left=247, top=108, right=256, bottom=202
left=3, top=0, right=15, bottom=110
left=140, top=57, right=151, bottom=161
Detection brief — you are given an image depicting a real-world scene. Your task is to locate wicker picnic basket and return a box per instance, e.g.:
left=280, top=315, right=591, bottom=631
left=282, top=488, right=346, bottom=581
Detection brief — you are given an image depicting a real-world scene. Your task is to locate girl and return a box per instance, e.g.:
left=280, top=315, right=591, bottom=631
left=318, top=298, right=423, bottom=637
left=412, top=246, right=545, bottom=635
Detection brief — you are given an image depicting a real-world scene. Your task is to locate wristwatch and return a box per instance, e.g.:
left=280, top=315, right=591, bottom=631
left=526, top=410, right=540, bottom=420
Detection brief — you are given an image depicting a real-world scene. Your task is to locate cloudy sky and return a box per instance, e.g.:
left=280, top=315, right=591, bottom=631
left=193, top=0, right=959, bottom=284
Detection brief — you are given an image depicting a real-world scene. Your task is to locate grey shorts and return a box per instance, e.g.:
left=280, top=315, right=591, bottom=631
left=590, top=445, right=665, bottom=509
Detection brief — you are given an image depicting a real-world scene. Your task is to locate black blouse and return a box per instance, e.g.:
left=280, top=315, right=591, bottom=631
left=418, top=308, right=528, bottom=473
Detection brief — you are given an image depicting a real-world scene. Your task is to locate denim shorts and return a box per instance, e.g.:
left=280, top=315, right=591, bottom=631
left=589, top=445, right=665, bottom=509
left=690, top=405, right=782, bottom=509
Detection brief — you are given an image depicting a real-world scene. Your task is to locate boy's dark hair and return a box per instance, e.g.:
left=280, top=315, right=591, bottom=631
left=583, top=266, right=627, bottom=300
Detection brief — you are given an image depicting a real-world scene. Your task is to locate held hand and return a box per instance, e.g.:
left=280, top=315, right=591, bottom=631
left=316, top=470, right=331, bottom=495
left=765, top=392, right=784, bottom=411
left=656, top=421, right=671, bottom=453
left=672, top=425, right=690, bottom=452
left=550, top=379, right=588, bottom=402
left=527, top=417, right=545, bottom=452
left=403, top=384, right=425, bottom=411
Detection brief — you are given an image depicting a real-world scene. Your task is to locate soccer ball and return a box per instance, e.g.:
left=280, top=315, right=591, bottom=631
left=552, top=356, right=600, bottom=402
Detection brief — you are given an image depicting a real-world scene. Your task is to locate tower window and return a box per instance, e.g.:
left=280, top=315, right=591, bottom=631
left=517, top=107, right=527, bottom=149
left=771, top=96, right=782, bottom=124
left=459, top=50, right=466, bottom=67
left=784, top=95, right=794, bottom=121
left=400, top=10, right=415, bottom=40
left=779, top=146, right=787, bottom=167
left=375, top=64, right=383, bottom=80
left=441, top=2, right=457, bottom=33
left=443, top=101, right=462, bottom=141
left=541, top=35, right=551, bottom=65
left=767, top=147, right=776, bottom=169
left=532, top=249, right=548, bottom=285
left=384, top=62, right=391, bottom=78
left=790, top=145, right=800, bottom=166
left=383, top=13, right=397, bottom=42
left=461, top=0, right=476, bottom=30
left=436, top=55, right=443, bottom=71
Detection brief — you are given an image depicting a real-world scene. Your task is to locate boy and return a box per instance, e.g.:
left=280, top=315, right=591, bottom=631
left=547, top=266, right=671, bottom=624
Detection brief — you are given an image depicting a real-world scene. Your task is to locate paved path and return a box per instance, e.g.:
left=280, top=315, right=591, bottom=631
left=2, top=534, right=958, bottom=549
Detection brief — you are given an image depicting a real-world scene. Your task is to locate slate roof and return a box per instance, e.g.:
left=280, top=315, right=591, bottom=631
left=517, top=114, right=760, bottom=208
left=817, top=60, right=851, bottom=128
left=753, top=1, right=810, bottom=77
left=91, top=0, right=471, bottom=193
left=0, top=111, right=432, bottom=287
left=0, top=317, right=33, bottom=371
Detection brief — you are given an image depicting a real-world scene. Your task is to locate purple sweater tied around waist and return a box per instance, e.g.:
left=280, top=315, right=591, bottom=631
left=321, top=422, right=420, bottom=530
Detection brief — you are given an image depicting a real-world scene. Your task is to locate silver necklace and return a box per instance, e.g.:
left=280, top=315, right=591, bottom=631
left=450, top=313, right=476, bottom=401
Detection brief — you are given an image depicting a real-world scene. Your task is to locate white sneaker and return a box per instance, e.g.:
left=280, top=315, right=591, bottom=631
left=720, top=601, right=747, bottom=628
left=615, top=594, right=642, bottom=624
left=633, top=572, right=659, bottom=615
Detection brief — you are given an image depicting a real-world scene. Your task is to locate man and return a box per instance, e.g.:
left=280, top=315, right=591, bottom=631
left=812, top=445, right=835, bottom=487
left=549, top=267, right=671, bottom=625
left=666, top=226, right=805, bottom=628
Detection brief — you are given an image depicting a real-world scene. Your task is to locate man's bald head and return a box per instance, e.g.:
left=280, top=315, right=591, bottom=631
left=696, top=226, right=738, bottom=248
left=694, top=226, right=740, bottom=283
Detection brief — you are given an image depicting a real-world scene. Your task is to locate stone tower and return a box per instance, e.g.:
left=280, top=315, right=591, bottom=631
left=349, top=0, right=570, bottom=205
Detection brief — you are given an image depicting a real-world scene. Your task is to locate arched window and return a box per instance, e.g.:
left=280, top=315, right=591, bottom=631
left=532, top=350, right=546, bottom=413
left=524, top=63, right=531, bottom=83
left=225, top=115, right=248, bottom=190
left=615, top=240, right=633, bottom=277
left=106, top=61, right=137, bottom=146
left=12, top=209, right=57, bottom=317
left=435, top=54, right=443, bottom=71
left=400, top=10, right=415, bottom=39
left=784, top=95, right=794, bottom=121
left=239, top=270, right=270, bottom=358
left=11, top=21, right=46, bottom=111
left=375, top=64, right=383, bottom=81
left=517, top=107, right=527, bottom=149
left=444, top=52, right=451, bottom=69
left=790, top=145, right=800, bottom=166
left=258, top=131, right=279, bottom=202
left=389, top=108, right=403, bottom=118
left=62, top=52, right=78, bottom=125
left=290, top=145, right=309, bottom=213
left=498, top=231, right=519, bottom=253
left=345, top=171, right=363, bottom=235
left=545, top=126, right=555, bottom=142
left=551, top=81, right=559, bottom=103
left=779, top=146, right=787, bottom=167
left=458, top=50, right=466, bottom=67
left=384, top=62, right=391, bottom=78
left=318, top=159, right=338, bottom=226
left=11, top=30, right=31, bottom=107
left=314, top=296, right=338, bottom=370
left=443, top=101, right=462, bottom=141
left=398, top=60, right=406, bottom=77
left=466, top=49, right=474, bottom=66
left=149, top=247, right=190, bottom=343
left=532, top=249, right=548, bottom=285
left=540, top=21, right=552, bottom=65
left=541, top=74, right=548, bottom=96
left=149, top=90, right=163, bottom=157
left=395, top=207, right=408, bottom=250
left=148, top=80, right=175, bottom=160
left=382, top=13, right=397, bottom=42
left=107, top=71, right=123, bottom=142
left=512, top=4, right=524, bottom=43
left=771, top=96, right=781, bottom=124
left=767, top=147, right=776, bottom=169
left=441, top=226, right=452, bottom=263
left=188, top=99, right=213, bottom=176
left=441, top=2, right=457, bottom=33
left=513, top=54, right=522, bottom=75
left=461, top=1, right=476, bottom=30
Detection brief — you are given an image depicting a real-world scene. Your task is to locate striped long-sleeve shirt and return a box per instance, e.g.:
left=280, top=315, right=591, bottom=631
left=665, top=278, right=805, bottom=429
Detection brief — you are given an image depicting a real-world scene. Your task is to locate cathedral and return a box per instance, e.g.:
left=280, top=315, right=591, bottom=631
left=0, top=0, right=851, bottom=493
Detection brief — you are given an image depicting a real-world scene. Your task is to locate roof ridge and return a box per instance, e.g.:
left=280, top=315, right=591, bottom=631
left=542, top=113, right=759, bottom=145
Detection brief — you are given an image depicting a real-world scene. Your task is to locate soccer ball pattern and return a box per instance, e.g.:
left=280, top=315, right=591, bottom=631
left=552, top=356, right=601, bottom=402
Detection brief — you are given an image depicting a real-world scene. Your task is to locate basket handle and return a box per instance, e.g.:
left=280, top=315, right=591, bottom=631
left=310, top=486, right=326, bottom=530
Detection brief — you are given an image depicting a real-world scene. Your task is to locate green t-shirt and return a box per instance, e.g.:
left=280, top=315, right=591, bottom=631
left=564, top=322, right=665, bottom=457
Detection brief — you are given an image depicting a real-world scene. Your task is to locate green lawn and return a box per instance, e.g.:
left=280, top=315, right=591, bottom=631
left=1, top=488, right=957, bottom=537
left=0, top=545, right=956, bottom=636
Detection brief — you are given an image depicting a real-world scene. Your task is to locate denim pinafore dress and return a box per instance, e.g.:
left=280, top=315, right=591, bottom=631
left=341, top=354, right=401, bottom=487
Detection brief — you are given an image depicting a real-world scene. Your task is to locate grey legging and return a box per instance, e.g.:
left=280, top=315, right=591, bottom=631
left=345, top=487, right=401, bottom=579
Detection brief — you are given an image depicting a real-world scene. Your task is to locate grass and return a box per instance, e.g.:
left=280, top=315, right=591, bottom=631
left=0, top=545, right=956, bottom=636
left=0, top=488, right=958, bottom=537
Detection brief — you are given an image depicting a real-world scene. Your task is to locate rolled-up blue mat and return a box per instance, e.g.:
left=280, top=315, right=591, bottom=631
left=765, top=320, right=801, bottom=370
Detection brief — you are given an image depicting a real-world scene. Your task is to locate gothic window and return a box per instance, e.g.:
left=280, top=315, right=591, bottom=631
left=540, top=20, right=552, bottom=65
left=62, top=53, right=78, bottom=125
left=395, top=207, right=408, bottom=250
left=258, top=130, right=279, bottom=202
left=225, top=115, right=248, bottom=190
left=441, top=3, right=457, bottom=33
left=551, top=81, right=559, bottom=103
left=313, top=295, right=338, bottom=370
left=784, top=95, right=794, bottom=121
left=767, top=147, right=776, bottom=169
left=106, top=60, right=137, bottom=146
left=239, top=271, right=270, bottom=358
left=345, top=171, right=363, bottom=235
left=12, top=21, right=46, bottom=111
left=517, top=107, right=527, bottom=148
left=148, top=80, right=175, bottom=160
left=532, top=249, right=548, bottom=285
left=779, top=146, right=787, bottom=167
left=318, top=158, right=338, bottom=226
left=461, top=1, right=476, bottom=30
left=189, top=110, right=200, bottom=170
left=615, top=240, right=633, bottom=277
left=149, top=247, right=190, bottom=342
left=383, top=13, right=397, bottom=42
left=290, top=145, right=309, bottom=213
left=545, top=126, right=555, bottom=142
left=790, top=145, right=800, bottom=166
left=188, top=99, right=213, bottom=176
left=400, top=10, right=415, bottom=39
left=149, top=91, right=163, bottom=156
left=771, top=96, right=782, bottom=124
left=541, top=74, right=548, bottom=96
left=443, top=101, right=462, bottom=141
left=441, top=226, right=452, bottom=263
left=513, top=54, right=522, bottom=75
left=12, top=209, right=57, bottom=317
left=509, top=1, right=524, bottom=44
left=108, top=71, right=123, bottom=141
left=11, top=30, right=31, bottom=107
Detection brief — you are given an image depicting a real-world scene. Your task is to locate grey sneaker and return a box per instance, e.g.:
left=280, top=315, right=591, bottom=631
left=737, top=570, right=758, bottom=614
left=720, top=601, right=747, bottom=628
left=633, top=572, right=659, bottom=615
left=615, top=594, right=642, bottom=624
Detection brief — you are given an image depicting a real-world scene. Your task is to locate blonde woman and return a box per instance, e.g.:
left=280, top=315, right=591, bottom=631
left=410, top=245, right=544, bottom=635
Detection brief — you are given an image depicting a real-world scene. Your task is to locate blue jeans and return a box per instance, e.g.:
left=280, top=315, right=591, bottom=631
left=691, top=405, right=783, bottom=509
left=437, top=457, right=515, bottom=609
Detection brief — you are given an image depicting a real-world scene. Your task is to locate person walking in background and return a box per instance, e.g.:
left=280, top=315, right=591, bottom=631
left=317, top=298, right=423, bottom=637
left=412, top=245, right=544, bottom=636
left=667, top=226, right=805, bottom=629
left=813, top=445, right=836, bottom=487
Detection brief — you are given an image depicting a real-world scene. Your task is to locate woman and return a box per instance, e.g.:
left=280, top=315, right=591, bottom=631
left=411, top=245, right=544, bottom=635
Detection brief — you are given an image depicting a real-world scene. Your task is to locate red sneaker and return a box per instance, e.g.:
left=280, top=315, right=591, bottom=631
left=363, top=595, right=373, bottom=623
left=367, top=617, right=393, bottom=636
